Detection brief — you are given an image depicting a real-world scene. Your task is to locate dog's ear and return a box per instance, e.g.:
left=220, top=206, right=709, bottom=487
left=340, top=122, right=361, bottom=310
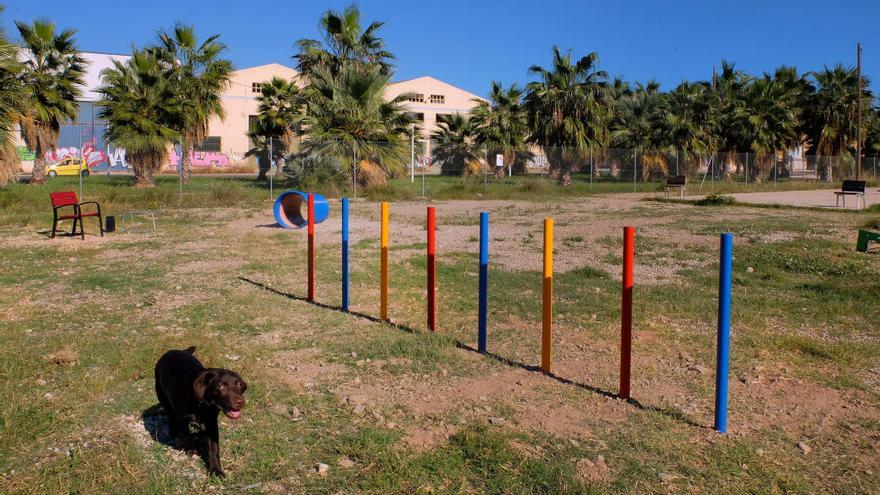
left=193, top=369, right=217, bottom=401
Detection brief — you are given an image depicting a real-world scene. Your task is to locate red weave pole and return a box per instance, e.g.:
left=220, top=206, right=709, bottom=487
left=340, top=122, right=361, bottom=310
left=619, top=226, right=635, bottom=399
left=307, top=193, right=315, bottom=302
left=427, top=207, right=437, bottom=332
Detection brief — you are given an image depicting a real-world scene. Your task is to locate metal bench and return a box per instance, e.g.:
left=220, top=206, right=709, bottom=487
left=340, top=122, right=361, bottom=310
left=664, top=175, right=687, bottom=198
left=834, top=180, right=866, bottom=209
left=857, top=230, right=880, bottom=253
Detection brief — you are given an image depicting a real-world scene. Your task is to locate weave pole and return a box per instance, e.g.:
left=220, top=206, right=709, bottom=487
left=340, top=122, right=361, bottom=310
left=541, top=218, right=553, bottom=373
left=380, top=202, right=389, bottom=321
left=427, top=207, right=437, bottom=332
left=714, top=233, right=734, bottom=433
left=307, top=193, right=315, bottom=302
left=341, top=198, right=350, bottom=312
left=478, top=212, right=489, bottom=353
left=619, top=226, right=635, bottom=399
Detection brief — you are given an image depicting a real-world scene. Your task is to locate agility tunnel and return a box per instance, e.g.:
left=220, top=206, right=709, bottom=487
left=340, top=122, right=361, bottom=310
left=273, top=190, right=329, bottom=229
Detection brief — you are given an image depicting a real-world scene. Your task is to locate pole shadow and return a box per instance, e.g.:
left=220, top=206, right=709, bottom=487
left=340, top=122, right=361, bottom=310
left=238, top=276, right=709, bottom=430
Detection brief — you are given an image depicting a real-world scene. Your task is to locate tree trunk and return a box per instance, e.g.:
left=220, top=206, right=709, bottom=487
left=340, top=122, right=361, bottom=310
left=133, top=164, right=155, bottom=187
left=181, top=141, right=192, bottom=184
left=31, top=153, right=47, bottom=184
left=256, top=152, right=269, bottom=181
left=557, top=167, right=572, bottom=186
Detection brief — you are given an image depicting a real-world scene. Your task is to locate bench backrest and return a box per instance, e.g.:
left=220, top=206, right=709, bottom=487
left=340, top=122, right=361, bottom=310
left=841, top=180, right=866, bottom=193
left=50, top=191, right=79, bottom=208
left=666, top=175, right=687, bottom=186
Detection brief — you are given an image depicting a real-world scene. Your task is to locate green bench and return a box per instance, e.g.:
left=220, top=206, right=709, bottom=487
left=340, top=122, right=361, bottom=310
left=857, top=229, right=880, bottom=252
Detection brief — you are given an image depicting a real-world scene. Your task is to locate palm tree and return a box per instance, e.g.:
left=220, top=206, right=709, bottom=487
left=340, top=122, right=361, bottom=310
left=155, top=24, right=232, bottom=183
left=296, top=64, right=413, bottom=187
left=738, top=73, right=801, bottom=181
left=295, top=4, right=394, bottom=78
left=431, top=113, right=483, bottom=176
left=471, top=81, right=528, bottom=177
left=0, top=5, right=24, bottom=185
left=666, top=81, right=713, bottom=174
left=525, top=47, right=607, bottom=186
left=16, top=19, right=86, bottom=184
left=246, top=117, right=287, bottom=180
left=709, top=61, right=752, bottom=178
left=255, top=76, right=302, bottom=176
left=611, top=81, right=672, bottom=179
left=808, top=64, right=872, bottom=181
left=97, top=49, right=179, bottom=187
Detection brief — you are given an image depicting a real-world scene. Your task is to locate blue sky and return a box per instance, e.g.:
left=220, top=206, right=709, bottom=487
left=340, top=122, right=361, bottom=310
left=3, top=0, right=877, bottom=96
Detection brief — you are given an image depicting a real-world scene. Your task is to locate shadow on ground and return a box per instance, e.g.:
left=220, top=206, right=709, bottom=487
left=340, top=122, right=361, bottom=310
left=238, top=276, right=708, bottom=431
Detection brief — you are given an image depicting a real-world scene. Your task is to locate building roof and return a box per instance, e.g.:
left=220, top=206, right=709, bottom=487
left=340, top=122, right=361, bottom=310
left=387, top=76, right=485, bottom=102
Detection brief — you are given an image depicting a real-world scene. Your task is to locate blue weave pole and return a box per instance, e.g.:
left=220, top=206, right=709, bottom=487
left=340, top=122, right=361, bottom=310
left=714, top=232, right=733, bottom=433
left=341, top=198, right=350, bottom=312
left=478, top=212, right=489, bottom=353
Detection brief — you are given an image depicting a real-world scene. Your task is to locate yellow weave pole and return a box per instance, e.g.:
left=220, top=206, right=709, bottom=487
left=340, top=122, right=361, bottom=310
left=380, top=201, right=389, bottom=321
left=541, top=217, right=553, bottom=373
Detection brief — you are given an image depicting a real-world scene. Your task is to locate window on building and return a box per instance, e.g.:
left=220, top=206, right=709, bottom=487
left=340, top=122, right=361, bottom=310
left=252, top=82, right=262, bottom=94
left=408, top=93, right=425, bottom=103
left=408, top=112, right=425, bottom=122
left=435, top=113, right=452, bottom=123
left=195, top=136, right=221, bottom=152
left=429, top=94, right=445, bottom=104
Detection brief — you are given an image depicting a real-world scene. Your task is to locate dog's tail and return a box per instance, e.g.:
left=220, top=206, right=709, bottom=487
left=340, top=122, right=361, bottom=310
left=183, top=346, right=196, bottom=354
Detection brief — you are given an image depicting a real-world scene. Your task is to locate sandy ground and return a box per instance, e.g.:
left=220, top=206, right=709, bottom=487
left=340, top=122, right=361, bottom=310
left=686, top=188, right=879, bottom=209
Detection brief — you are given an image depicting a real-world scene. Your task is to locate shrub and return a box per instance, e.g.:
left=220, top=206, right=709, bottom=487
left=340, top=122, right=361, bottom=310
left=695, top=193, right=736, bottom=206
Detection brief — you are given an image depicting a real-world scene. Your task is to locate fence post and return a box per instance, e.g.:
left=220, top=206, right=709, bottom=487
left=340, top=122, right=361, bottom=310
left=541, top=218, right=554, bottom=373
left=307, top=193, right=315, bottom=302
left=478, top=212, right=489, bottom=353
left=619, top=226, right=635, bottom=399
left=427, top=206, right=437, bottom=332
left=380, top=202, right=389, bottom=321
left=715, top=233, right=733, bottom=433
left=341, top=198, right=350, bottom=312
left=633, top=151, right=637, bottom=192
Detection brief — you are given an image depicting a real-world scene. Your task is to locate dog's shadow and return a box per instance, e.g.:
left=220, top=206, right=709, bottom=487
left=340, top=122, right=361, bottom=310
left=141, top=404, right=182, bottom=449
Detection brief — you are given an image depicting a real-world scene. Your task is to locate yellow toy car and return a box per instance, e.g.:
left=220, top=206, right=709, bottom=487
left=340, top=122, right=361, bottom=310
left=46, top=158, right=90, bottom=177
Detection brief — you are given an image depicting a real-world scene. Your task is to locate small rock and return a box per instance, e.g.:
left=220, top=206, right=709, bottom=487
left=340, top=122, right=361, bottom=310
left=746, top=266, right=754, bottom=273
left=338, top=457, right=355, bottom=469
left=797, top=441, right=811, bottom=455
left=350, top=352, right=358, bottom=358
left=225, top=354, right=240, bottom=361
left=352, top=404, right=365, bottom=416
left=35, top=378, right=47, bottom=386
left=385, top=422, right=396, bottom=429
left=315, top=463, right=330, bottom=477
left=658, top=472, right=674, bottom=482
left=488, top=417, right=505, bottom=426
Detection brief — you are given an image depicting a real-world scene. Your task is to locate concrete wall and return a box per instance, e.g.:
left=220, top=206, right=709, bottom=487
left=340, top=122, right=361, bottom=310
left=205, top=63, right=303, bottom=163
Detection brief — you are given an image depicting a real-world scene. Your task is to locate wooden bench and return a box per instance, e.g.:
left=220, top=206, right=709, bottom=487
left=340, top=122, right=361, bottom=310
left=50, top=191, right=103, bottom=240
left=664, top=175, right=687, bottom=198
left=834, top=180, right=866, bottom=209
left=857, top=230, right=880, bottom=253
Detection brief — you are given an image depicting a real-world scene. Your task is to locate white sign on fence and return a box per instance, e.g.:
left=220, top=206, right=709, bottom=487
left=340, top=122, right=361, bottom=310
left=495, top=154, right=504, bottom=167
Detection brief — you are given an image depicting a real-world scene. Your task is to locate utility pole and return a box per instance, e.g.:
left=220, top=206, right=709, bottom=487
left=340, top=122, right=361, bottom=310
left=857, top=42, right=863, bottom=181
left=410, top=124, right=415, bottom=183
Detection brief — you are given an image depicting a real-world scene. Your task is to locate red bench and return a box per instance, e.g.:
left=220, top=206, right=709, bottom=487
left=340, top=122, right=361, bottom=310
left=50, top=191, right=103, bottom=239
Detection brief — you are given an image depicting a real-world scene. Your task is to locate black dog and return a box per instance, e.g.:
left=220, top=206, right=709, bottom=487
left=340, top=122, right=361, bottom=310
left=154, top=347, right=247, bottom=477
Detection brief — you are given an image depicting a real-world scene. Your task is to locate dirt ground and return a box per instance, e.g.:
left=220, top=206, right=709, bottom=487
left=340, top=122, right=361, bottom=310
left=2, top=191, right=879, bottom=494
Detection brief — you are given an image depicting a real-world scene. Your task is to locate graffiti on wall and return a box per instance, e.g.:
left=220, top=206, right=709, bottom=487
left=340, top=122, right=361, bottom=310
left=167, top=150, right=231, bottom=168
left=45, top=144, right=107, bottom=168
left=16, top=146, right=35, bottom=161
